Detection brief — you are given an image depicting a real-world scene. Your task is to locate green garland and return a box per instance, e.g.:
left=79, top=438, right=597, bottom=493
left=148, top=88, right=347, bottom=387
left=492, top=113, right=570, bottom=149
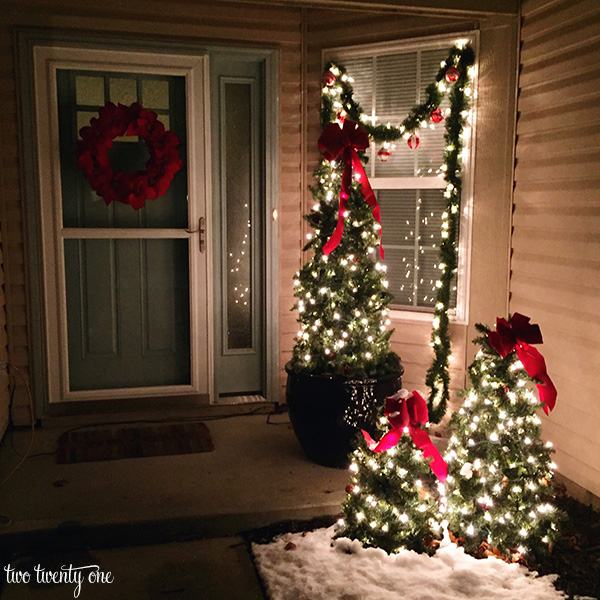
left=321, top=44, right=475, bottom=423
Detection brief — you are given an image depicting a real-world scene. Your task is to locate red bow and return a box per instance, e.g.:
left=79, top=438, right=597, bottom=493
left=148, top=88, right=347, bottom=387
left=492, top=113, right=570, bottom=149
left=362, top=390, right=447, bottom=482
left=488, top=313, right=557, bottom=414
left=318, top=120, right=383, bottom=258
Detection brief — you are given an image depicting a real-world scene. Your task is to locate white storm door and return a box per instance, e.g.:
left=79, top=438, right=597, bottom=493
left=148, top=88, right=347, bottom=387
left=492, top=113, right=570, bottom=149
left=34, top=46, right=211, bottom=403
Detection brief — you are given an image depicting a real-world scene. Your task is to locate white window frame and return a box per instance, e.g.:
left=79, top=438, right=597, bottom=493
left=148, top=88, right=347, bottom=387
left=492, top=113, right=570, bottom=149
left=324, top=32, right=478, bottom=326
left=33, top=45, right=212, bottom=403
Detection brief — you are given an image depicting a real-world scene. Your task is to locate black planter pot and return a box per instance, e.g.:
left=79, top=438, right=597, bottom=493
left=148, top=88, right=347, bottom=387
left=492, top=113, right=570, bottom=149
left=285, top=363, right=402, bottom=468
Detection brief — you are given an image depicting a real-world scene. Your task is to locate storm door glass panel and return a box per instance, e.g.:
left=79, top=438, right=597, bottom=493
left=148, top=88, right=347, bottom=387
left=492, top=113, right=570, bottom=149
left=224, top=82, right=254, bottom=350
left=57, top=69, right=191, bottom=391
left=57, top=70, right=188, bottom=229
left=64, top=239, right=190, bottom=390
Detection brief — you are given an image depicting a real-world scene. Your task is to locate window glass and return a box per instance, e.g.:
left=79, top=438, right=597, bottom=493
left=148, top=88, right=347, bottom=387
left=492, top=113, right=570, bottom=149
left=334, top=44, right=463, bottom=312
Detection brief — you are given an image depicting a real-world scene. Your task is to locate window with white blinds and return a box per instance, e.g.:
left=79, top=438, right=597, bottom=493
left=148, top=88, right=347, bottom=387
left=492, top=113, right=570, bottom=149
left=339, top=44, right=464, bottom=313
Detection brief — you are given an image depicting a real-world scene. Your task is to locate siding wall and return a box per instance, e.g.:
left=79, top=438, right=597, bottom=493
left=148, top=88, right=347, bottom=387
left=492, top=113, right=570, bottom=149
left=513, top=0, right=600, bottom=498
left=0, top=0, right=304, bottom=423
left=306, top=10, right=518, bottom=421
left=0, top=229, right=9, bottom=438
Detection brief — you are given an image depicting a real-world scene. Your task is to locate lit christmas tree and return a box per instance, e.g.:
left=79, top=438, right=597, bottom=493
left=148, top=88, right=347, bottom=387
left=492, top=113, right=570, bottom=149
left=336, top=389, right=448, bottom=553
left=289, top=45, right=476, bottom=424
left=443, top=315, right=560, bottom=557
left=289, top=66, right=401, bottom=380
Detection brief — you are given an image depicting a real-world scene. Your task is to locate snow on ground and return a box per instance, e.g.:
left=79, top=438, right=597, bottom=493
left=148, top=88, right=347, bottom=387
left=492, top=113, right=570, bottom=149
left=252, top=527, right=571, bottom=600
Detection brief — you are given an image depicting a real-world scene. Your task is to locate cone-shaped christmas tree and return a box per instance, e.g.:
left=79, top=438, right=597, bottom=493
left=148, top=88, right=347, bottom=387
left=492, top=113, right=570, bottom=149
left=336, top=389, right=447, bottom=553
left=289, top=65, right=400, bottom=380
left=443, top=316, right=560, bottom=557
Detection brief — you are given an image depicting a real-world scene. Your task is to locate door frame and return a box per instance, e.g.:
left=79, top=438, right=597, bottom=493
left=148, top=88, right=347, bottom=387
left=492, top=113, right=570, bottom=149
left=16, top=30, right=279, bottom=417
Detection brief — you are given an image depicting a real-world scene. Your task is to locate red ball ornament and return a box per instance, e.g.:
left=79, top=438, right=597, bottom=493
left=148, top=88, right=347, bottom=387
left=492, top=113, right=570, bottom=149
left=407, top=134, right=420, bottom=149
left=345, top=484, right=355, bottom=494
left=430, top=107, right=444, bottom=123
left=323, top=69, right=336, bottom=87
left=336, top=110, right=346, bottom=124
left=377, top=147, right=391, bottom=162
left=445, top=66, right=460, bottom=83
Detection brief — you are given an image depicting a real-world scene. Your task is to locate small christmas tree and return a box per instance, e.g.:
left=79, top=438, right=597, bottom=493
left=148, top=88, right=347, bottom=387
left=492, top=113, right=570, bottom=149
left=443, top=315, right=560, bottom=557
left=336, top=390, right=448, bottom=553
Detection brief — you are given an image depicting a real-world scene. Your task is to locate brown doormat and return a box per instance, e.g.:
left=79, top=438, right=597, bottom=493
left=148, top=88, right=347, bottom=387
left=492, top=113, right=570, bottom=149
left=57, top=422, right=214, bottom=464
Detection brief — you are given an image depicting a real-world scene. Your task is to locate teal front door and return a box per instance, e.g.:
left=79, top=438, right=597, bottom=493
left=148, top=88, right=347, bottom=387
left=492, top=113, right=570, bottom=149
left=54, top=68, right=196, bottom=394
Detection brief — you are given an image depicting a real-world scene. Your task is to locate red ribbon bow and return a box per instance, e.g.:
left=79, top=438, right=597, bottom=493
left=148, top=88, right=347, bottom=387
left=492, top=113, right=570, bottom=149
left=317, top=120, right=383, bottom=258
left=487, top=313, right=557, bottom=414
left=362, top=390, right=448, bottom=482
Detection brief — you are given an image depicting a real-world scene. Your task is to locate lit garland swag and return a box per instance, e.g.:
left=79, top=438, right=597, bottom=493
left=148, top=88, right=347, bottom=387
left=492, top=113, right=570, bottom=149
left=291, top=44, right=475, bottom=423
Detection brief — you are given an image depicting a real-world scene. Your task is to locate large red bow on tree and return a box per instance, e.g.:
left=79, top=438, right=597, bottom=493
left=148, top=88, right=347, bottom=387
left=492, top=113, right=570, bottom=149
left=487, top=313, right=557, bottom=414
left=362, top=390, right=447, bottom=482
left=318, top=120, right=383, bottom=258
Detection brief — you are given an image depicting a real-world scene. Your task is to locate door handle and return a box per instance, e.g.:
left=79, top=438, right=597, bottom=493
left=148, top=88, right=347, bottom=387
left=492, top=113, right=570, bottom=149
left=199, top=217, right=205, bottom=253
left=186, top=217, right=206, bottom=253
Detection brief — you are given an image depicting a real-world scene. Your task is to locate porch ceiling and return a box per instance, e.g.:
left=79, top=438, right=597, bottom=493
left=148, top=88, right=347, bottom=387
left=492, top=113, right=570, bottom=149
left=215, top=0, right=519, bottom=18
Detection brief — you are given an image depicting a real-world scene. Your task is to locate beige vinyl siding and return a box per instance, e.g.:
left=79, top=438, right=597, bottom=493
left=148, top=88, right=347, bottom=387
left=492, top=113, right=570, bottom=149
left=305, top=10, right=517, bottom=414
left=0, top=0, right=304, bottom=422
left=513, top=0, right=600, bottom=497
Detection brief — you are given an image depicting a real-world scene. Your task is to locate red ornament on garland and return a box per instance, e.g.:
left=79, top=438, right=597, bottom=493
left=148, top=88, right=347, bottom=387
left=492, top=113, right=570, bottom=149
left=377, top=147, right=391, bottom=162
left=445, top=66, right=460, bottom=83
left=336, top=110, right=346, bottom=124
left=323, top=69, right=336, bottom=87
left=75, top=102, right=183, bottom=210
left=430, top=107, right=444, bottom=123
left=407, top=134, right=420, bottom=149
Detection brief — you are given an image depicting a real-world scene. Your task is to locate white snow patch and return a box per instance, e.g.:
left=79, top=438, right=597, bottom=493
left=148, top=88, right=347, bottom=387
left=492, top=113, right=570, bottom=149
left=252, top=527, right=570, bottom=600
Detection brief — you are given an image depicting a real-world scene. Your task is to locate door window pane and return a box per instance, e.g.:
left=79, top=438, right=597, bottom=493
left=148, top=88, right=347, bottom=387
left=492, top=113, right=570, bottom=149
left=224, top=82, right=253, bottom=350
left=142, top=78, right=170, bottom=109
left=109, top=77, right=137, bottom=105
left=75, top=75, right=104, bottom=105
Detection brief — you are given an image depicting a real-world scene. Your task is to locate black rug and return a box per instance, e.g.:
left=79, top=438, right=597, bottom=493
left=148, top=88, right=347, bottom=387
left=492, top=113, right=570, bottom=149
left=57, top=422, right=214, bottom=464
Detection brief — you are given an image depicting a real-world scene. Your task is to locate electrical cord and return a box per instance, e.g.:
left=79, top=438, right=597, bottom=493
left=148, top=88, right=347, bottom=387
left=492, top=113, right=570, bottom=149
left=1, top=364, right=35, bottom=486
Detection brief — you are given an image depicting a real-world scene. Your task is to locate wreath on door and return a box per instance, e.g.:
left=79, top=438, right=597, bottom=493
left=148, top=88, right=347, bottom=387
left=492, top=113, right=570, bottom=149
left=75, top=102, right=183, bottom=210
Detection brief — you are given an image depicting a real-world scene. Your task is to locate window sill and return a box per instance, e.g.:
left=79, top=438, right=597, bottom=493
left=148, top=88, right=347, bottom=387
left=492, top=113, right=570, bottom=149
left=389, top=308, right=467, bottom=326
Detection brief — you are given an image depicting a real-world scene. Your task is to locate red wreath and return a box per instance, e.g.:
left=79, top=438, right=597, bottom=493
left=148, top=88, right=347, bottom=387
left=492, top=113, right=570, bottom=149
left=75, top=102, right=183, bottom=210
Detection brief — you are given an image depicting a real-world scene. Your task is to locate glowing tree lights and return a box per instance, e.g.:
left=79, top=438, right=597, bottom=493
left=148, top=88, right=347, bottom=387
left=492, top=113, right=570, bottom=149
left=298, top=42, right=476, bottom=423
left=337, top=390, right=448, bottom=553
left=290, top=66, right=400, bottom=380
left=443, top=315, right=560, bottom=556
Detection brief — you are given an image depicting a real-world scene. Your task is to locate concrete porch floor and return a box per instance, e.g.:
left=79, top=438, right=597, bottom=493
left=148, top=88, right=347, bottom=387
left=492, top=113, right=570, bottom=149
left=0, top=412, right=349, bottom=598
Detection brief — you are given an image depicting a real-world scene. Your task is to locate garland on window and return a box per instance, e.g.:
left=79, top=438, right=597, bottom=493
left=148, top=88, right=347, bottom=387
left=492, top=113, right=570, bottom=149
left=320, top=42, right=475, bottom=423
